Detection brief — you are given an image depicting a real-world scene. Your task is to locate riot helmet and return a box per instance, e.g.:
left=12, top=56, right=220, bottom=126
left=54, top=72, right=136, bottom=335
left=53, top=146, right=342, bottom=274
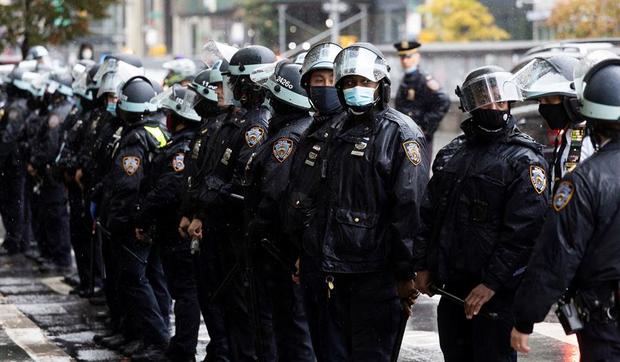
left=573, top=50, right=619, bottom=102
left=579, top=58, right=620, bottom=123
left=512, top=55, right=582, bottom=128
left=300, top=42, right=342, bottom=114
left=333, top=42, right=391, bottom=114
left=251, top=59, right=310, bottom=113
left=227, top=45, right=277, bottom=106
left=93, top=53, right=144, bottom=84
left=162, top=58, right=197, bottom=87
left=116, top=76, right=158, bottom=123
left=456, top=65, right=521, bottom=132
left=151, top=84, right=201, bottom=123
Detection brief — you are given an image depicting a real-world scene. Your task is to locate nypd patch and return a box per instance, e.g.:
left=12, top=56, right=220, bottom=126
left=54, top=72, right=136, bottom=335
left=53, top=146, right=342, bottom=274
left=245, top=126, right=266, bottom=148
left=273, top=138, right=294, bottom=163
left=402, top=140, right=422, bottom=166
left=122, top=156, right=141, bottom=176
left=553, top=180, right=575, bottom=212
left=529, top=165, right=547, bottom=194
left=172, top=153, right=185, bottom=172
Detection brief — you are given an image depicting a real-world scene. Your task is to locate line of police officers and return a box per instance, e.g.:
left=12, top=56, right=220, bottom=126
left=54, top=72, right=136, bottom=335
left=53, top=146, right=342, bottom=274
left=1, top=39, right=620, bottom=362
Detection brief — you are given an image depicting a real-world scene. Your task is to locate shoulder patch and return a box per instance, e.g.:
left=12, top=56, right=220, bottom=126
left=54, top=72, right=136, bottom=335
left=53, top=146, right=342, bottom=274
left=529, top=165, right=547, bottom=194
left=122, top=156, right=141, bottom=176
left=553, top=180, right=575, bottom=211
left=245, top=126, right=266, bottom=148
left=172, top=153, right=185, bottom=172
left=273, top=137, right=294, bottom=163
left=403, top=140, right=422, bottom=166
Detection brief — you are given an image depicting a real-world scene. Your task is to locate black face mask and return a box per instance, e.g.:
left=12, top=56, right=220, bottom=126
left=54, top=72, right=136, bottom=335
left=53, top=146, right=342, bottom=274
left=538, top=103, right=569, bottom=130
left=471, top=108, right=509, bottom=130
left=194, top=98, right=219, bottom=118
left=309, top=86, right=342, bottom=115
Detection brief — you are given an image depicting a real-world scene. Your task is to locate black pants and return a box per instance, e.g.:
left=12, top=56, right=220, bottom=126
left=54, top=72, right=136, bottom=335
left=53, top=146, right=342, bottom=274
left=0, top=163, right=25, bottom=253
left=161, top=240, right=201, bottom=359
left=301, top=267, right=402, bottom=362
left=36, top=179, right=72, bottom=267
left=68, top=183, right=102, bottom=290
left=119, top=238, right=171, bottom=345
left=194, top=228, right=231, bottom=361
left=436, top=288, right=516, bottom=362
left=577, top=320, right=620, bottom=361
left=263, top=261, right=314, bottom=362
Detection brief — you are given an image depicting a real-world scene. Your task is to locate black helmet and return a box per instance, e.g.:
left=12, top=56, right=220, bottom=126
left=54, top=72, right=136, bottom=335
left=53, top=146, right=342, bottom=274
left=190, top=61, right=228, bottom=103
left=456, top=65, right=521, bottom=113
left=513, top=55, right=579, bottom=99
left=47, top=72, right=73, bottom=98
left=580, top=58, right=620, bottom=122
left=117, top=76, right=158, bottom=122
left=252, top=60, right=310, bottom=110
left=152, top=84, right=201, bottom=122
left=228, top=45, right=277, bottom=76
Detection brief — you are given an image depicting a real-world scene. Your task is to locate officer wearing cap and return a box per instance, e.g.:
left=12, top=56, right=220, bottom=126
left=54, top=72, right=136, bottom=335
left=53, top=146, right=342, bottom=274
left=511, top=56, right=620, bottom=361
left=394, top=39, right=450, bottom=164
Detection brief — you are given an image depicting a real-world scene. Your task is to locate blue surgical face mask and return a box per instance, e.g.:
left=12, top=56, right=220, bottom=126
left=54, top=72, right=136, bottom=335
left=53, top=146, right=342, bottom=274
left=342, top=86, right=377, bottom=107
left=106, top=102, right=117, bottom=116
left=405, top=65, right=418, bottom=74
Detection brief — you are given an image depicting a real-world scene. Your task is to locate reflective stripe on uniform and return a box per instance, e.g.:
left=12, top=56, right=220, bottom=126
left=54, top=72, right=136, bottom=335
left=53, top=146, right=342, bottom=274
left=144, top=125, right=168, bottom=148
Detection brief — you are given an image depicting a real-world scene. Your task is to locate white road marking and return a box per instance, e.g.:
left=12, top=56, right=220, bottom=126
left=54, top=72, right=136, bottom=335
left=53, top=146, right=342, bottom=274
left=40, top=277, right=72, bottom=296
left=0, top=294, right=72, bottom=361
left=533, top=322, right=579, bottom=346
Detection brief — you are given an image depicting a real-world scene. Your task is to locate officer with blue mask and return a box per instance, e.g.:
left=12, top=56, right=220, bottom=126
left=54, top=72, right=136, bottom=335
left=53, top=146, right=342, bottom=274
left=296, top=42, right=429, bottom=361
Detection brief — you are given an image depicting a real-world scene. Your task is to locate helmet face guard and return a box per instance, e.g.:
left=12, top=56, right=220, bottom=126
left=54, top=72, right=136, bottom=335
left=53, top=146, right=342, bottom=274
left=201, top=40, right=238, bottom=68
left=334, top=46, right=390, bottom=87
left=251, top=61, right=310, bottom=110
left=457, top=72, right=521, bottom=113
left=512, top=57, right=576, bottom=99
left=574, top=50, right=619, bottom=102
left=300, top=42, right=342, bottom=88
left=580, top=59, right=620, bottom=122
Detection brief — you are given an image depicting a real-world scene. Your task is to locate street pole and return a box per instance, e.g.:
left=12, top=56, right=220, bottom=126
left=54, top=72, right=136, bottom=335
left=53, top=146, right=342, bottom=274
left=359, top=4, right=368, bottom=42
left=278, top=4, right=287, bottom=53
left=330, top=0, right=340, bottom=43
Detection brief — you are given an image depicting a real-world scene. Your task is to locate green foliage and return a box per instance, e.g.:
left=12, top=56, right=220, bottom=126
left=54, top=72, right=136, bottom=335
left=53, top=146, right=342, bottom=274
left=238, top=0, right=279, bottom=50
left=418, top=0, right=510, bottom=42
left=0, top=0, right=121, bottom=57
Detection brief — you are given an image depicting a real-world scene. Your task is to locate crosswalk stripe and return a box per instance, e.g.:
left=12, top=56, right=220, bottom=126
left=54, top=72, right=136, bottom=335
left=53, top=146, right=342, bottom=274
left=533, top=322, right=579, bottom=346
left=0, top=294, right=72, bottom=361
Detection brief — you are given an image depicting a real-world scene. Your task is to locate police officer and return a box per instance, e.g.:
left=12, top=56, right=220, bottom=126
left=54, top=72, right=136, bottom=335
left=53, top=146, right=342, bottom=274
left=0, top=68, right=30, bottom=255
left=244, top=59, right=315, bottom=361
left=58, top=64, right=104, bottom=296
left=284, top=42, right=344, bottom=261
left=135, top=85, right=201, bottom=362
left=98, top=76, right=171, bottom=358
left=187, top=45, right=276, bottom=361
left=296, top=42, right=428, bottom=361
left=393, top=39, right=450, bottom=163
left=413, top=66, right=549, bottom=362
left=162, top=58, right=197, bottom=88
left=512, top=55, right=595, bottom=191
left=511, top=57, right=620, bottom=360
left=178, top=63, right=232, bottom=361
left=28, top=72, right=75, bottom=273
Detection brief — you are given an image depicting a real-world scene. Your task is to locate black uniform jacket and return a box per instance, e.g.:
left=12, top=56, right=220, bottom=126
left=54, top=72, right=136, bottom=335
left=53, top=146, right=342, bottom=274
left=413, top=118, right=549, bottom=293
left=514, top=139, right=620, bottom=334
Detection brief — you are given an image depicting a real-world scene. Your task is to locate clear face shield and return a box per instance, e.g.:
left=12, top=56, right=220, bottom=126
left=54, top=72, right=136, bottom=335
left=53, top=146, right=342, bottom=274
left=301, top=42, right=342, bottom=81
left=179, top=88, right=202, bottom=121
left=97, top=72, right=123, bottom=98
left=72, top=71, right=92, bottom=100
left=574, top=50, right=620, bottom=101
left=334, top=46, right=390, bottom=85
left=201, top=40, right=238, bottom=68
left=512, top=58, right=575, bottom=99
left=458, top=72, right=522, bottom=113
left=93, top=58, right=144, bottom=83
left=22, top=71, right=48, bottom=97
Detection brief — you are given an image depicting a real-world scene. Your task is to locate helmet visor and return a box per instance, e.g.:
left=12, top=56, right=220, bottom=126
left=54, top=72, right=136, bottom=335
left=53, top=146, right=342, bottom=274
left=97, top=72, right=123, bottom=98
left=512, top=58, right=575, bottom=99
left=201, top=40, right=238, bottom=68
left=249, top=62, right=278, bottom=89
left=301, top=43, right=341, bottom=81
left=574, top=50, right=619, bottom=101
left=334, top=46, right=389, bottom=85
left=179, top=88, right=202, bottom=121
left=460, top=72, right=522, bottom=112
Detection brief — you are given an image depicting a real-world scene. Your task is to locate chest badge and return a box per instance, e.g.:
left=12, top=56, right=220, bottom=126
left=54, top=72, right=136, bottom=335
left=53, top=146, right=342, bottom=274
left=221, top=148, right=233, bottom=165
left=245, top=126, right=265, bottom=148
left=553, top=180, right=574, bottom=211
left=172, top=153, right=185, bottom=172
left=407, top=88, right=416, bottom=101
left=529, top=165, right=547, bottom=195
left=122, top=156, right=141, bottom=176
left=351, top=141, right=367, bottom=157
left=273, top=138, right=294, bottom=163
left=402, top=140, right=422, bottom=166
